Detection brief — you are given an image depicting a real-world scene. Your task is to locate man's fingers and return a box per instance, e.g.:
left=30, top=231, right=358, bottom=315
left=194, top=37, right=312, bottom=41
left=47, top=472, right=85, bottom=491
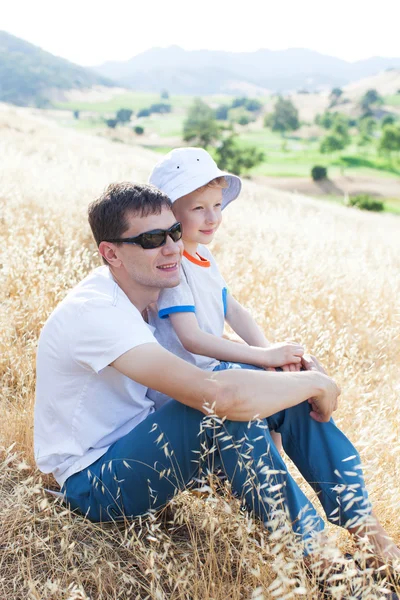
left=310, top=411, right=330, bottom=423
left=301, top=354, right=316, bottom=371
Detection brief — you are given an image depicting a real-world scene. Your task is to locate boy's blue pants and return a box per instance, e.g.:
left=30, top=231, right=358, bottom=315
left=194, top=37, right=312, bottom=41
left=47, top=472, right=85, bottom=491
left=63, top=362, right=371, bottom=548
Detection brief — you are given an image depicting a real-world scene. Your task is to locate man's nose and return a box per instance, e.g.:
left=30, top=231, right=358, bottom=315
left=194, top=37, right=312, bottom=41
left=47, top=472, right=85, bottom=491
left=162, top=235, right=183, bottom=254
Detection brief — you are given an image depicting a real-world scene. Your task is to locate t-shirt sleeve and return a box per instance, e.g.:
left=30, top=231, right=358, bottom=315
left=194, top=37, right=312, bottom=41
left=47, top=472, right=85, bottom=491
left=157, top=268, right=195, bottom=319
left=69, top=300, right=158, bottom=373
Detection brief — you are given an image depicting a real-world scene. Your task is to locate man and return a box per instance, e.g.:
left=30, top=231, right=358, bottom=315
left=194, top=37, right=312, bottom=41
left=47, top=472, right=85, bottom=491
left=34, top=182, right=399, bottom=566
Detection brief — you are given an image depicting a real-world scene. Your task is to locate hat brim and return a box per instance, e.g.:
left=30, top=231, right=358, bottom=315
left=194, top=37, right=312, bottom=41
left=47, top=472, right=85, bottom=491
left=167, top=169, right=241, bottom=210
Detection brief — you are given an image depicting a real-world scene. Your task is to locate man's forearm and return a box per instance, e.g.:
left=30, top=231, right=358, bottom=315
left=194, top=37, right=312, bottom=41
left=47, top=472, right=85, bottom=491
left=206, top=368, right=327, bottom=421
left=112, top=344, right=336, bottom=423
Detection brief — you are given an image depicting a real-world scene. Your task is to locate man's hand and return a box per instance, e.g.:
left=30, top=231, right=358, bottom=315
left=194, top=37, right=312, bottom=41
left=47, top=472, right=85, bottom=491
left=308, top=374, right=340, bottom=422
left=301, top=353, right=328, bottom=375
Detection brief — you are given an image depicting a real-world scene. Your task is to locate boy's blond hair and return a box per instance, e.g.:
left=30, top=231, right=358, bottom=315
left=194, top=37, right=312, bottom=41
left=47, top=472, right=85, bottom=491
left=197, top=176, right=228, bottom=193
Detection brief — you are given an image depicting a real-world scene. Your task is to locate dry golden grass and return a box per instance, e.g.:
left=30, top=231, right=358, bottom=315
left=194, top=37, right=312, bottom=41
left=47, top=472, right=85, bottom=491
left=1, top=103, right=399, bottom=599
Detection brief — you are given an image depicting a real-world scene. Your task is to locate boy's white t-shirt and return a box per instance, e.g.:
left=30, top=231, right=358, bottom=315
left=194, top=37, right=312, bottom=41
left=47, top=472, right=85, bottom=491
left=148, top=245, right=227, bottom=407
left=34, top=266, right=158, bottom=487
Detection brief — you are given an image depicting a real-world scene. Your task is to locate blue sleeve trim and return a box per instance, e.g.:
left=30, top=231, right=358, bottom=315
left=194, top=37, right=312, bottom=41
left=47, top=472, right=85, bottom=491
left=222, top=287, right=228, bottom=318
left=158, top=305, right=196, bottom=319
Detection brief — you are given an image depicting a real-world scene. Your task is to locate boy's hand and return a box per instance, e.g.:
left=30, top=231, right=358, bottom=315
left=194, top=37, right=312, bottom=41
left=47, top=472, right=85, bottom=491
left=260, top=342, right=304, bottom=369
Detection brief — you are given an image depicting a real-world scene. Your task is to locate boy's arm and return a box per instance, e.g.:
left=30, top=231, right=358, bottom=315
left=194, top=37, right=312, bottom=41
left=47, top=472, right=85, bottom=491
left=225, top=294, right=301, bottom=373
left=225, top=294, right=270, bottom=347
left=169, top=311, right=303, bottom=369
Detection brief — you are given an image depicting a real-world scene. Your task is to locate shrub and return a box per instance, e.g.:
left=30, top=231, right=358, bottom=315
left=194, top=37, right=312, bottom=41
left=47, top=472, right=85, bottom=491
left=311, top=165, right=328, bottom=181
left=134, top=126, right=144, bottom=135
left=149, top=103, right=171, bottom=114
left=215, top=104, right=230, bottom=121
left=116, top=108, right=133, bottom=123
left=137, top=108, right=151, bottom=118
left=105, top=119, right=118, bottom=129
left=348, top=194, right=384, bottom=212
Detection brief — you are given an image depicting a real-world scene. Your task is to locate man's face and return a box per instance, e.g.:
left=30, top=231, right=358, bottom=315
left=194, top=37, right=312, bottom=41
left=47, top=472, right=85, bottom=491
left=111, top=207, right=183, bottom=289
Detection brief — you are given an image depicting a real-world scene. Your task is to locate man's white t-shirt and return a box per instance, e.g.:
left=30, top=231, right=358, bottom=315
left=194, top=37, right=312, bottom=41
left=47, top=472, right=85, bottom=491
left=34, top=266, right=158, bottom=487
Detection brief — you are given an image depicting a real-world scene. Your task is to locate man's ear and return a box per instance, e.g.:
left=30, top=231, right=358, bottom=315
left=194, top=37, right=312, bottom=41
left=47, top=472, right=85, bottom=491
left=98, top=241, right=122, bottom=267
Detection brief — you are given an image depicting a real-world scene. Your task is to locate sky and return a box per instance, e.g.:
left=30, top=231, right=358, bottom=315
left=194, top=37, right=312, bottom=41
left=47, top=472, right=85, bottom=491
left=2, top=0, right=400, bottom=66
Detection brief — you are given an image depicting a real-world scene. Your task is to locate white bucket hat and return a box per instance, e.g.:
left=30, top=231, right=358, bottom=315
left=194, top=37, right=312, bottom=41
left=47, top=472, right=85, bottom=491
left=148, top=147, right=242, bottom=210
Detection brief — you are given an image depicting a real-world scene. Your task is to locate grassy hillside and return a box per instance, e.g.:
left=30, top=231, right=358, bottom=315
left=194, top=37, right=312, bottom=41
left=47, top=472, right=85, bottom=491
left=1, top=105, right=399, bottom=598
left=0, top=30, right=114, bottom=106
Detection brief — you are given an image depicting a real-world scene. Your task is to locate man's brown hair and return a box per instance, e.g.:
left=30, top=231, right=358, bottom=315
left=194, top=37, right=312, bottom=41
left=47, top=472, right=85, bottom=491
left=88, top=182, right=172, bottom=247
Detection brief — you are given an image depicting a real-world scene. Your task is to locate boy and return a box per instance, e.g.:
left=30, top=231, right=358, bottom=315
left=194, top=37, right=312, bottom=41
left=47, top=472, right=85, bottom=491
left=148, top=148, right=304, bottom=450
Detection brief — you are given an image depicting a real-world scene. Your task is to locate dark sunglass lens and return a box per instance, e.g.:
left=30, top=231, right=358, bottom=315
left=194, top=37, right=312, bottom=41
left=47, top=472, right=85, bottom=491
left=169, top=223, right=182, bottom=242
left=140, top=232, right=166, bottom=249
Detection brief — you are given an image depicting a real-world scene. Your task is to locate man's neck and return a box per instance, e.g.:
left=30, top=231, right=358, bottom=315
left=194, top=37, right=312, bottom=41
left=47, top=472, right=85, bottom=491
left=108, top=267, right=159, bottom=314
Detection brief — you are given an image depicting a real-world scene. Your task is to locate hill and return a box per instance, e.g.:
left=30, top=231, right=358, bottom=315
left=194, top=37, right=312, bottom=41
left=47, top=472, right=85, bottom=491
left=0, top=104, right=399, bottom=598
left=92, top=46, right=400, bottom=94
left=0, top=30, right=115, bottom=106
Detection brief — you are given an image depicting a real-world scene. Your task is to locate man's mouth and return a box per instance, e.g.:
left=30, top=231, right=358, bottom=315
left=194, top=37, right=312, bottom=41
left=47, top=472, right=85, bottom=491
left=157, top=262, right=179, bottom=271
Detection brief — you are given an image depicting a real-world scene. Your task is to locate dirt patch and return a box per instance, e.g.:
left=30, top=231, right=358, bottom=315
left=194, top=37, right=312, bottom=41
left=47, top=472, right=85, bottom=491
left=254, top=174, right=400, bottom=199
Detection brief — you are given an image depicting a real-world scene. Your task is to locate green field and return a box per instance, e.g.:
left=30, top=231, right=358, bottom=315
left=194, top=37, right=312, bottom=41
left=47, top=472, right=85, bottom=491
left=54, top=91, right=400, bottom=202
left=385, top=94, right=400, bottom=107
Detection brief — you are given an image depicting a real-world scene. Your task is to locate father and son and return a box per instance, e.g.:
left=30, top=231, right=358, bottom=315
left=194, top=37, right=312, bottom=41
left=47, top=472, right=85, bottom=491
left=34, top=147, right=400, bottom=571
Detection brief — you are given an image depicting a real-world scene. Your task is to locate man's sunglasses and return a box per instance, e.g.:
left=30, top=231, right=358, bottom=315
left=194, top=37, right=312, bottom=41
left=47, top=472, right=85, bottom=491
left=105, top=221, right=182, bottom=250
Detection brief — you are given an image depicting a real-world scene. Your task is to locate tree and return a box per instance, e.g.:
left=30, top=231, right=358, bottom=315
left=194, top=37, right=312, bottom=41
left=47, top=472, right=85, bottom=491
left=358, top=116, right=376, bottom=146
left=320, top=134, right=347, bottom=154
left=214, top=135, right=265, bottom=175
left=73, top=110, right=80, bottom=120
left=137, top=108, right=151, bottom=118
left=265, top=97, right=299, bottom=133
left=105, top=118, right=118, bottom=129
left=149, top=103, right=171, bottom=114
left=215, top=104, right=230, bottom=120
left=183, top=98, right=221, bottom=148
left=134, top=126, right=144, bottom=135
left=361, top=89, right=383, bottom=113
left=381, top=114, right=395, bottom=128
left=160, top=89, right=169, bottom=99
left=244, top=98, right=263, bottom=112
left=379, top=124, right=400, bottom=156
left=331, top=114, right=350, bottom=145
left=329, top=87, right=343, bottom=107
left=316, top=111, right=336, bottom=129
left=231, top=97, right=247, bottom=109
left=116, top=108, right=133, bottom=124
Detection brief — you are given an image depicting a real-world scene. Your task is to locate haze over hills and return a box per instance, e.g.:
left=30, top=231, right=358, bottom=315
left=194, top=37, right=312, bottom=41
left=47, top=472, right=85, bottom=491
left=92, top=46, right=400, bottom=95
left=2, top=29, right=400, bottom=107
left=0, top=30, right=114, bottom=106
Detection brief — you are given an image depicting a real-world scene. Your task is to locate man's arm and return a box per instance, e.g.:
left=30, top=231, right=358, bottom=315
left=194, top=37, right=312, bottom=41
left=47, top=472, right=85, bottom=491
left=111, top=343, right=340, bottom=422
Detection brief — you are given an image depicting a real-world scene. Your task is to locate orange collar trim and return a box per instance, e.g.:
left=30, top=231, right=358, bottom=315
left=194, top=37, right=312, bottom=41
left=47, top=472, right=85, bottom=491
left=183, top=249, right=211, bottom=267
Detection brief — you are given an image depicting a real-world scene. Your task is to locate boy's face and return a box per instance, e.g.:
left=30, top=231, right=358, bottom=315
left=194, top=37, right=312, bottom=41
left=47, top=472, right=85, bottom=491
left=172, top=185, right=223, bottom=247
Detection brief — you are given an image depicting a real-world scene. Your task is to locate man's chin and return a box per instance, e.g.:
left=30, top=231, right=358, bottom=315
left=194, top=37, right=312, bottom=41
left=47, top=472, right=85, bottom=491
left=163, top=277, right=181, bottom=288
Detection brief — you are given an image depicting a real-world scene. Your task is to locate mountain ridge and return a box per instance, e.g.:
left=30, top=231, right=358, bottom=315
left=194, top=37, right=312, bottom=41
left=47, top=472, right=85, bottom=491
left=0, top=30, right=114, bottom=106
left=92, top=46, right=400, bottom=94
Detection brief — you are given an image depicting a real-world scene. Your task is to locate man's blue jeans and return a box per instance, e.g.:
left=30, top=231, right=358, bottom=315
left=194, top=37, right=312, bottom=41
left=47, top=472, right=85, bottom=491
left=63, top=363, right=371, bottom=549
